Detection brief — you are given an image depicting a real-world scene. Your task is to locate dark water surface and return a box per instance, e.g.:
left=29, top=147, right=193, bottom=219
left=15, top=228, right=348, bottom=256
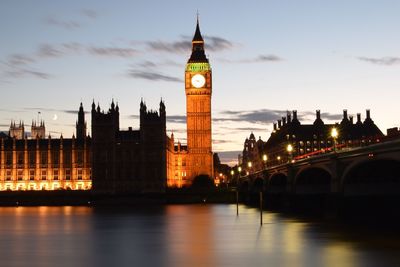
left=0, top=205, right=399, bottom=267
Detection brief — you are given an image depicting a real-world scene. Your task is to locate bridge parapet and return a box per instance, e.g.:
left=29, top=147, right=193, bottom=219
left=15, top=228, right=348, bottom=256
left=237, top=139, right=400, bottom=195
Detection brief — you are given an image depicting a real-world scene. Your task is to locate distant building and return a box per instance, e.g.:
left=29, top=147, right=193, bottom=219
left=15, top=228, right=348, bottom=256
left=0, top=104, right=91, bottom=191
left=241, top=109, right=384, bottom=172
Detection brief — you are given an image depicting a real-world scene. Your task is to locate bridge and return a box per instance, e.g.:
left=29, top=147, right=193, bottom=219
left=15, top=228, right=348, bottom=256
left=239, top=138, right=400, bottom=197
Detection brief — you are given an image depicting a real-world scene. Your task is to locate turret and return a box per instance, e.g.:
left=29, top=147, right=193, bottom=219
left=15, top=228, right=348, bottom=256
left=76, top=102, right=87, bottom=139
left=364, top=109, right=374, bottom=124
left=313, top=110, right=324, bottom=126
left=159, top=98, right=166, bottom=118
left=291, top=110, right=301, bottom=126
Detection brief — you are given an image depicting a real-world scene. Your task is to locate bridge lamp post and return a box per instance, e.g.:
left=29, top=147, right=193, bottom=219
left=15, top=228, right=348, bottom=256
left=247, top=161, right=252, bottom=175
left=262, top=154, right=268, bottom=168
left=287, top=144, right=293, bottom=163
left=331, top=127, right=338, bottom=152
left=277, top=155, right=281, bottom=164
left=237, top=166, right=242, bottom=185
left=235, top=167, right=241, bottom=216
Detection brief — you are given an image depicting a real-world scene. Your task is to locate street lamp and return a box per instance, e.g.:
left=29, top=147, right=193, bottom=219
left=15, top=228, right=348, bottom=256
left=262, top=154, right=268, bottom=162
left=277, top=155, right=281, bottom=164
left=287, top=144, right=293, bottom=163
left=331, top=127, right=338, bottom=152
left=262, top=154, right=268, bottom=168
left=247, top=161, right=252, bottom=168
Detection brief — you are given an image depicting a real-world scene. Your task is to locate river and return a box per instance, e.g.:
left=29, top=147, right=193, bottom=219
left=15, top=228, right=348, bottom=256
left=0, top=204, right=399, bottom=267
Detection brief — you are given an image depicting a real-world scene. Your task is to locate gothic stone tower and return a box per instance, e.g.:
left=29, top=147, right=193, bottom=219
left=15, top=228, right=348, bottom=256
left=185, top=19, right=213, bottom=179
left=76, top=102, right=87, bottom=140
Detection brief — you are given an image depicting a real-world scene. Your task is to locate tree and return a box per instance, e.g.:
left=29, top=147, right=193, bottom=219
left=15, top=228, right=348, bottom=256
left=191, top=174, right=215, bottom=189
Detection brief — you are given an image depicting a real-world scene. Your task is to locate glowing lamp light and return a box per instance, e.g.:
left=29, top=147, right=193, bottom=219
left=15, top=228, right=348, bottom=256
left=247, top=161, right=252, bottom=168
left=277, top=156, right=281, bottom=161
left=331, top=127, right=338, bottom=139
left=262, top=154, right=268, bottom=162
left=230, top=170, right=234, bottom=175
left=287, top=144, right=293, bottom=153
left=238, top=166, right=242, bottom=172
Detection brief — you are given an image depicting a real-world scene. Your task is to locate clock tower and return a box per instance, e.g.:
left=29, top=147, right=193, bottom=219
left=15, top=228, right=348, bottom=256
left=185, top=18, right=213, bottom=179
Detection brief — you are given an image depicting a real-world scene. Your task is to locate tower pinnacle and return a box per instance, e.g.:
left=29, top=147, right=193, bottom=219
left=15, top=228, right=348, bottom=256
left=188, top=17, right=208, bottom=63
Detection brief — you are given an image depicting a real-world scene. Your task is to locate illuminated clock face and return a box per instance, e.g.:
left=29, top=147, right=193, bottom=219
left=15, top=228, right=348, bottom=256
left=191, top=74, right=206, bottom=88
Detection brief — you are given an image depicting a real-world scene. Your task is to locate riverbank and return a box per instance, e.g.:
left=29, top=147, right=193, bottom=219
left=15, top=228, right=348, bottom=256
left=0, top=189, right=236, bottom=206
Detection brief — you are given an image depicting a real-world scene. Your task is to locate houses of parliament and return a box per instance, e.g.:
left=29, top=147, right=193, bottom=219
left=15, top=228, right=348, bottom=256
left=0, top=20, right=213, bottom=192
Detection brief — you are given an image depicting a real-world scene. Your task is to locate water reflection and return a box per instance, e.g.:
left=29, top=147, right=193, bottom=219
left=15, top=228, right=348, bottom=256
left=0, top=205, right=399, bottom=267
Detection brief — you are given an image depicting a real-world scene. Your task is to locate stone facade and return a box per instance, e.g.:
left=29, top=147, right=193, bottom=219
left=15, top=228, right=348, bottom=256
left=166, top=19, right=214, bottom=187
left=241, top=109, right=385, bottom=174
left=0, top=105, right=91, bottom=191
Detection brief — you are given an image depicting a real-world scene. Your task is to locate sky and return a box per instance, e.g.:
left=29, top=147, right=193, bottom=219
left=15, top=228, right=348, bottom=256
left=1, top=0, right=400, bottom=165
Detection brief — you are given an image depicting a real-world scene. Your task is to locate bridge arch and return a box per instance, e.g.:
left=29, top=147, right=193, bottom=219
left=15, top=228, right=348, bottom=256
left=239, top=180, right=250, bottom=193
left=295, top=167, right=332, bottom=194
left=342, top=158, right=400, bottom=195
left=267, top=173, right=288, bottom=193
left=251, top=177, right=264, bottom=192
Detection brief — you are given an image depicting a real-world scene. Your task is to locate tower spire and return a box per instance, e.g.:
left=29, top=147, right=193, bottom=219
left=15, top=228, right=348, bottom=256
left=188, top=15, right=208, bottom=63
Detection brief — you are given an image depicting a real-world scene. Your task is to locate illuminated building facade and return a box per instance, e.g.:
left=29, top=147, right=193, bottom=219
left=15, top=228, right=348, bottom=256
left=242, top=109, right=384, bottom=171
left=0, top=19, right=213, bottom=191
left=166, top=19, right=214, bottom=187
left=0, top=104, right=91, bottom=191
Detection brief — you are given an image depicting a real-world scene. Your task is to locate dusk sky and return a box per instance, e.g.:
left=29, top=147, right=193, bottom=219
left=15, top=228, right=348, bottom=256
left=1, top=0, right=400, bottom=164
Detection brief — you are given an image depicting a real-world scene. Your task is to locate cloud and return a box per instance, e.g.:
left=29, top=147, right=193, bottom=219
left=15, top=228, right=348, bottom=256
left=137, top=59, right=181, bottom=69
left=213, top=139, right=232, bottom=144
left=220, top=126, right=268, bottom=132
left=255, top=54, right=282, bottom=62
left=300, top=110, right=343, bottom=121
left=358, top=57, right=400, bottom=66
left=37, top=44, right=63, bottom=58
left=147, top=40, right=190, bottom=53
left=219, top=54, right=282, bottom=64
left=215, top=109, right=343, bottom=126
left=44, top=16, right=81, bottom=30
left=320, top=112, right=342, bottom=120
left=6, top=54, right=35, bottom=66
left=205, top=36, right=234, bottom=52
left=62, top=42, right=84, bottom=53
left=88, top=47, right=137, bottom=57
left=128, top=70, right=182, bottom=82
left=63, top=110, right=90, bottom=115
left=146, top=35, right=235, bottom=54
left=167, top=115, right=186, bottom=123
left=81, top=9, right=97, bottom=19
left=218, top=109, right=286, bottom=123
left=4, top=68, right=51, bottom=79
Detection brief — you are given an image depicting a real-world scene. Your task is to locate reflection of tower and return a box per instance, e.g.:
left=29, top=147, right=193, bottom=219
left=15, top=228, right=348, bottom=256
left=76, top=102, right=87, bottom=139
left=185, top=18, right=213, bottom=179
